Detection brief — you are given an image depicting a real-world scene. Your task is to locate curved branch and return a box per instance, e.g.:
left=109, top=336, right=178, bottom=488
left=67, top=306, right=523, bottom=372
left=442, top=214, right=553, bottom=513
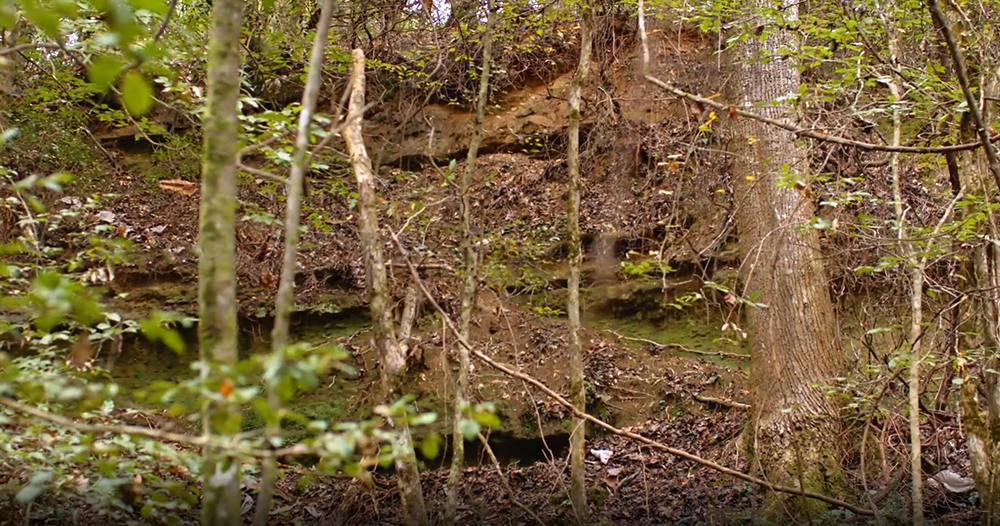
left=636, top=0, right=994, bottom=155
left=388, top=231, right=874, bottom=517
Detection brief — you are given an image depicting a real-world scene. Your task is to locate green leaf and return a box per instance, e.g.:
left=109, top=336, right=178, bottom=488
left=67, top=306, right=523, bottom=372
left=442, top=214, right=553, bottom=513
left=420, top=432, right=442, bottom=459
left=409, top=412, right=437, bottom=426
left=121, top=71, right=154, bottom=117
left=127, top=0, right=168, bottom=16
left=473, top=410, right=501, bottom=429
left=0, top=128, right=19, bottom=147
left=88, top=55, right=127, bottom=90
left=21, top=0, right=60, bottom=39
left=458, top=419, right=480, bottom=440
left=15, top=484, right=44, bottom=503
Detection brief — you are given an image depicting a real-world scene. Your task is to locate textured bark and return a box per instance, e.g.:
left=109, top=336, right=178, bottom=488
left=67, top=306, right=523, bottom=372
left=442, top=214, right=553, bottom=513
left=344, top=49, right=430, bottom=526
left=725, top=0, right=846, bottom=518
left=197, top=0, right=243, bottom=521
left=444, top=1, right=494, bottom=524
left=254, top=0, right=335, bottom=523
left=566, top=2, right=593, bottom=523
left=958, top=121, right=1000, bottom=526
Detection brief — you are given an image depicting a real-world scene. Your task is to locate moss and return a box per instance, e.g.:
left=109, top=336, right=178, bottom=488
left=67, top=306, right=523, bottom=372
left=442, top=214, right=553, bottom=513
left=588, top=484, right=610, bottom=507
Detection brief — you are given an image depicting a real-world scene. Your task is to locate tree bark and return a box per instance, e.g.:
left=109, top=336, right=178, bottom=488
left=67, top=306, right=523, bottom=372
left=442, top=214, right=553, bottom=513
left=197, top=0, right=243, bottom=521
left=253, top=0, right=335, bottom=523
left=566, top=1, right=593, bottom=524
left=445, top=1, right=494, bottom=523
left=344, top=48, right=430, bottom=526
left=725, top=0, right=846, bottom=519
left=957, top=96, right=1000, bottom=526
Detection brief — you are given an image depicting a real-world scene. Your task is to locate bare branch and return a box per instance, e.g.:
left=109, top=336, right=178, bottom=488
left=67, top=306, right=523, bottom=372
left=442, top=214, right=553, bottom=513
left=388, top=231, right=874, bottom=516
left=636, top=0, right=995, bottom=155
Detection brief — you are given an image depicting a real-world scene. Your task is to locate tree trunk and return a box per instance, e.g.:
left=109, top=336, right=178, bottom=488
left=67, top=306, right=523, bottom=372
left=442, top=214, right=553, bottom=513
left=197, top=0, right=243, bottom=521
left=445, top=1, right=494, bottom=524
left=566, top=1, right=593, bottom=524
left=958, top=118, right=1000, bottom=526
left=253, top=0, right=335, bottom=522
left=725, top=0, right=846, bottom=519
left=343, top=48, right=430, bottom=526
left=929, top=0, right=1000, bottom=521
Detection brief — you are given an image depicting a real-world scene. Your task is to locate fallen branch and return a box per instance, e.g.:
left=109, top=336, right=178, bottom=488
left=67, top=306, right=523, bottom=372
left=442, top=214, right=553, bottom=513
left=477, top=432, right=547, bottom=526
left=693, top=394, right=750, bottom=410
left=604, top=330, right=749, bottom=360
left=389, top=231, right=873, bottom=516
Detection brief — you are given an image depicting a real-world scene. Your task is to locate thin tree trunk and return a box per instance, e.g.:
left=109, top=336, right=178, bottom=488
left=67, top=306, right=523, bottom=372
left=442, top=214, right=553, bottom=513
left=929, top=1, right=1000, bottom=522
left=566, top=2, right=593, bottom=523
left=957, top=93, right=1000, bottom=526
left=444, top=1, right=494, bottom=524
left=725, top=0, right=846, bottom=519
left=253, top=0, right=335, bottom=523
left=881, top=23, right=927, bottom=525
left=343, top=48, right=430, bottom=526
left=197, top=0, right=243, bottom=521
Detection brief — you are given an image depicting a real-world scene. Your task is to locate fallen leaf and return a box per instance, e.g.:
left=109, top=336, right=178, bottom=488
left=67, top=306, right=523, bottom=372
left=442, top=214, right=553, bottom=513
left=158, top=179, right=199, bottom=196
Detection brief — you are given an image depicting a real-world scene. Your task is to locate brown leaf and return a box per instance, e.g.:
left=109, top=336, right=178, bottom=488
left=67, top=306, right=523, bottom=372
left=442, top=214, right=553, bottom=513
left=158, top=179, right=199, bottom=196
left=66, top=330, right=94, bottom=370
left=728, top=105, right=738, bottom=119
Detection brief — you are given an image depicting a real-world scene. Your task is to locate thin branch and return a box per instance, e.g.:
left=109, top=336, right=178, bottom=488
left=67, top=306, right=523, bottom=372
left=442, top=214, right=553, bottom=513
left=636, top=0, right=995, bottom=155
left=388, top=231, right=874, bottom=516
left=237, top=162, right=289, bottom=184
left=476, top=432, right=548, bottom=526
left=0, top=42, right=60, bottom=56
left=925, top=0, right=1000, bottom=187
left=604, top=329, right=749, bottom=360
left=693, top=394, right=750, bottom=410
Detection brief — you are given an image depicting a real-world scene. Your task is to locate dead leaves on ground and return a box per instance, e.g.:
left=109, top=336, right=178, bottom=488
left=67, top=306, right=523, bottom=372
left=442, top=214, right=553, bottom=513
left=158, top=179, right=199, bottom=196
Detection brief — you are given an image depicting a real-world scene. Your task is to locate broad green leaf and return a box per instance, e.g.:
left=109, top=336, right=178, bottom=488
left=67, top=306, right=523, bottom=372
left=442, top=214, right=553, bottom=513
left=15, top=484, right=44, bottom=503
left=127, top=0, right=168, bottom=16
left=88, top=55, right=127, bottom=90
left=21, top=0, right=60, bottom=39
left=121, top=71, right=154, bottom=117
left=409, top=412, right=437, bottom=426
left=458, top=419, right=480, bottom=440
left=420, top=432, right=442, bottom=459
left=473, top=410, right=501, bottom=429
left=0, top=128, right=18, bottom=147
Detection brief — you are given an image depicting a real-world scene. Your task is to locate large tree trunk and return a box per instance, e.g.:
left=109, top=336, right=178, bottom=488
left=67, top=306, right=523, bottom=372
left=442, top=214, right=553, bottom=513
left=197, top=0, right=243, bottom=521
left=444, top=1, right=494, bottom=524
left=566, top=1, right=593, bottom=523
left=343, top=48, right=430, bottom=526
left=725, top=0, right=846, bottom=518
left=253, top=0, right=335, bottom=523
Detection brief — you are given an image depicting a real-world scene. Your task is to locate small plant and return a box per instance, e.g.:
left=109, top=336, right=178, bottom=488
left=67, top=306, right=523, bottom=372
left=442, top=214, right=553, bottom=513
left=620, top=255, right=675, bottom=278
left=532, top=305, right=565, bottom=317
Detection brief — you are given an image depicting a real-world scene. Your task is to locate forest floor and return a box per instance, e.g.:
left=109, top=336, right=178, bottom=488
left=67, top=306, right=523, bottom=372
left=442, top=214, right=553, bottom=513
left=0, top=292, right=980, bottom=526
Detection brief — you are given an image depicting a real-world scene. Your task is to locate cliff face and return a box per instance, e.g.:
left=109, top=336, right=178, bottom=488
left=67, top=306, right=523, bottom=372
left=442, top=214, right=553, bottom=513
left=4, top=21, right=730, bottom=315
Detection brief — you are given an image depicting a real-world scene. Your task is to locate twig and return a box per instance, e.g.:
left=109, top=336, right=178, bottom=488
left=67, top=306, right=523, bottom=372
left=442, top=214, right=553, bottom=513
left=237, top=162, right=289, bottom=185
left=477, top=432, right=548, bottom=526
left=603, top=329, right=749, bottom=360
left=388, top=231, right=874, bottom=516
left=0, top=42, right=60, bottom=56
